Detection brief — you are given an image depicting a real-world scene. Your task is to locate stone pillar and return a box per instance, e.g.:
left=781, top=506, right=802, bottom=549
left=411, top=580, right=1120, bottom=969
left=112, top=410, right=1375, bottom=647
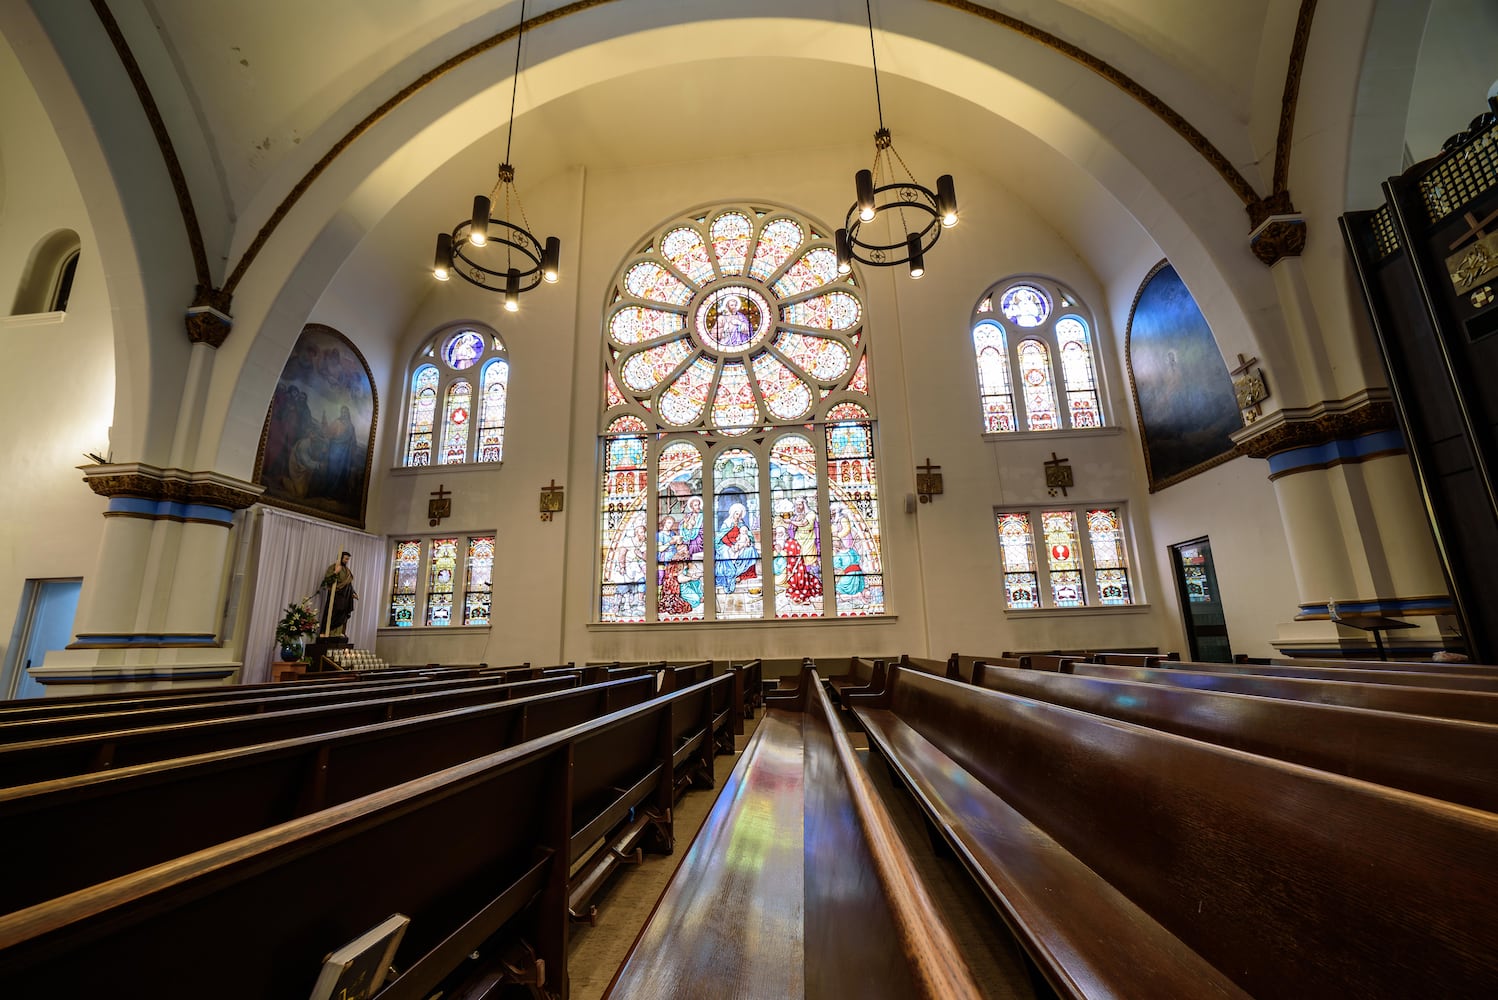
left=1234, top=393, right=1457, bottom=657
left=31, top=463, right=262, bottom=693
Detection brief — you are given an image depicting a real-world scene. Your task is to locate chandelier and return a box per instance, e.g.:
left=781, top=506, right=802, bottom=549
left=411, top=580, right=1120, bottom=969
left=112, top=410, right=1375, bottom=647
left=835, top=0, right=957, bottom=278
left=432, top=0, right=560, bottom=311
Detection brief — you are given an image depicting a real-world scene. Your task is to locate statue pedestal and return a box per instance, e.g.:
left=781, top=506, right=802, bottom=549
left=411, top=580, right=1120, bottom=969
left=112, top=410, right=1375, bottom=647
left=306, top=635, right=350, bottom=671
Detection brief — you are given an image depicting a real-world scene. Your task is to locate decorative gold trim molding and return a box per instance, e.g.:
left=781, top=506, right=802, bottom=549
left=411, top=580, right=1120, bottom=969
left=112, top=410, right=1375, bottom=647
left=1232, top=390, right=1399, bottom=459
left=1249, top=214, right=1308, bottom=266
left=1272, top=0, right=1318, bottom=202
left=81, top=463, right=264, bottom=509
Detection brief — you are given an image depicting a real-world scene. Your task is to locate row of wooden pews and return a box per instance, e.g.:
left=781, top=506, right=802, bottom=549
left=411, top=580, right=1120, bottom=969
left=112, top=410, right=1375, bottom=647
left=829, top=650, right=1498, bottom=998
left=607, top=662, right=982, bottom=1000
left=0, top=657, right=761, bottom=998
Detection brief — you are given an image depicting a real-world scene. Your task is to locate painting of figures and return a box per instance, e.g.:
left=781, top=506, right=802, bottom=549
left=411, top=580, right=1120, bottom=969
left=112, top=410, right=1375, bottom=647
left=255, top=324, right=377, bottom=527
left=1126, top=262, right=1243, bottom=491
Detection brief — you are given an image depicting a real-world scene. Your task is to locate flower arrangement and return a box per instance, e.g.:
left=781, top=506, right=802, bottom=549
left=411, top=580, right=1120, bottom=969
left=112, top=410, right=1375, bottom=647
left=275, top=598, right=320, bottom=644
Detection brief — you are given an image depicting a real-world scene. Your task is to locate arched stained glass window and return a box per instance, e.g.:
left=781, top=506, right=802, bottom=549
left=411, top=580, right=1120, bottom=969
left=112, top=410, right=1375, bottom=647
left=1056, top=317, right=1100, bottom=428
left=476, top=359, right=509, bottom=462
left=657, top=442, right=705, bottom=621
left=599, top=202, right=884, bottom=622
left=600, top=415, right=649, bottom=623
left=826, top=403, right=884, bottom=616
left=972, top=277, right=1107, bottom=434
left=405, top=365, right=439, bottom=466
left=1018, top=341, right=1059, bottom=431
left=973, top=321, right=1014, bottom=433
left=400, top=328, right=510, bottom=466
left=439, top=380, right=472, bottom=464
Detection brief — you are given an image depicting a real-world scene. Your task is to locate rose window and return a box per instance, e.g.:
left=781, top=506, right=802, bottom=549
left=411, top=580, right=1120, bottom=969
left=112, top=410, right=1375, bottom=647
left=604, top=206, right=868, bottom=436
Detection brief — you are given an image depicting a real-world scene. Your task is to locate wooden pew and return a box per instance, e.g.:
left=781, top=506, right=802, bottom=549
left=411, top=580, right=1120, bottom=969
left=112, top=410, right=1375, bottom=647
left=1166, top=658, right=1498, bottom=692
left=656, top=661, right=713, bottom=695
left=0, top=675, right=737, bottom=1000
left=0, top=664, right=526, bottom=724
left=0, top=675, right=579, bottom=787
left=1089, top=651, right=1179, bottom=667
left=971, top=660, right=1498, bottom=811
left=1263, top=655, right=1498, bottom=677
left=0, top=669, right=561, bottom=745
left=0, top=676, right=659, bottom=913
left=1072, top=661, right=1498, bottom=723
left=851, top=665, right=1498, bottom=999
left=826, top=656, right=887, bottom=704
left=605, top=665, right=981, bottom=1000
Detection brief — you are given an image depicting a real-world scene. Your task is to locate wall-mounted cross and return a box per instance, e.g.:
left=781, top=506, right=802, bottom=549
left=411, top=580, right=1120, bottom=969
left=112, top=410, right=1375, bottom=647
left=1229, top=352, right=1259, bottom=378
left=915, top=458, right=944, bottom=504
left=1044, top=451, right=1073, bottom=497
left=428, top=484, right=452, bottom=527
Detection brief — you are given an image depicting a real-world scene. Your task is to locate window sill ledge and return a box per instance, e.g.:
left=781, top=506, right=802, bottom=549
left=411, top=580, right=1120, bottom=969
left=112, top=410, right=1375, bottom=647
left=984, top=425, right=1123, bottom=444
left=2, top=311, right=66, bottom=327
left=588, top=614, right=898, bottom=630
left=377, top=625, right=493, bottom=635
left=1003, top=603, right=1151, bottom=620
left=387, top=462, right=503, bottom=477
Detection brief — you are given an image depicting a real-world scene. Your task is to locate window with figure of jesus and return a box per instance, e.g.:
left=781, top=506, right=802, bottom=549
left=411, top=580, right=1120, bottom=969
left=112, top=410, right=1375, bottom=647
left=400, top=325, right=509, bottom=467
left=598, top=202, right=884, bottom=622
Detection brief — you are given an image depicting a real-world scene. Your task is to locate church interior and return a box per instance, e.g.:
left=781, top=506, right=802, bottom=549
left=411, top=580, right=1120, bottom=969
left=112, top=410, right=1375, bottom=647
left=1, top=1, right=1497, bottom=997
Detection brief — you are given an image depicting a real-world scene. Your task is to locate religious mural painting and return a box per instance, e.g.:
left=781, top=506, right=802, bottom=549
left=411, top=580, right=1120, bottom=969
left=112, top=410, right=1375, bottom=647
left=1125, top=262, right=1242, bottom=491
left=255, top=323, right=377, bottom=527
left=598, top=203, right=884, bottom=622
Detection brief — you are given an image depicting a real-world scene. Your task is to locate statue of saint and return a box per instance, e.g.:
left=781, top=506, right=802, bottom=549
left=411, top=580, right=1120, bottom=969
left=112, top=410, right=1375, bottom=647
left=320, top=551, right=360, bottom=637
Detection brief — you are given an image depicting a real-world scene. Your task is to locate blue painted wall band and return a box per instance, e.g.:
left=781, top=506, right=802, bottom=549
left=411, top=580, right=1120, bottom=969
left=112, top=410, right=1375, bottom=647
left=106, top=497, right=236, bottom=524
left=1265, top=429, right=1405, bottom=477
left=70, top=633, right=219, bottom=646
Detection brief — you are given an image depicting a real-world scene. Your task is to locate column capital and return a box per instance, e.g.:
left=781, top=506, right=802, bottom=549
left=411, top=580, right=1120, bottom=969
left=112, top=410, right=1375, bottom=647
left=1249, top=213, right=1307, bottom=266
left=1231, top=389, right=1399, bottom=462
left=82, top=462, right=264, bottom=515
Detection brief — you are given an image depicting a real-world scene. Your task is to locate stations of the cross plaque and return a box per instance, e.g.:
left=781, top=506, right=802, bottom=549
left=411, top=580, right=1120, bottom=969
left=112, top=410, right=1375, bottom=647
left=428, top=484, right=452, bottom=527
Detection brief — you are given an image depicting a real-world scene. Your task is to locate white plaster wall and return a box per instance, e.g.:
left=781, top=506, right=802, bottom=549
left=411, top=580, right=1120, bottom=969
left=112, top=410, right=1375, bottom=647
left=351, top=136, right=1232, bottom=666
left=0, top=35, right=111, bottom=678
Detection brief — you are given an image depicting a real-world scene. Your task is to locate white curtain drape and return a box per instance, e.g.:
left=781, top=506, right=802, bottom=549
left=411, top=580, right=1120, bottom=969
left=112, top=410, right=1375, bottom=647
left=242, top=506, right=384, bottom=684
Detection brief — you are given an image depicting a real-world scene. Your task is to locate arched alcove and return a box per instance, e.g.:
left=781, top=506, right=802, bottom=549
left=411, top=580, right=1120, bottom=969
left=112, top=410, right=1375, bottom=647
left=10, top=228, right=80, bottom=315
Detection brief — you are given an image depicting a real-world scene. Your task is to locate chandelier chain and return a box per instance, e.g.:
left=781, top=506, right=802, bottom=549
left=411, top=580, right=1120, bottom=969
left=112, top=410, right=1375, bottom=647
left=504, top=0, right=526, bottom=168
left=865, top=0, right=885, bottom=132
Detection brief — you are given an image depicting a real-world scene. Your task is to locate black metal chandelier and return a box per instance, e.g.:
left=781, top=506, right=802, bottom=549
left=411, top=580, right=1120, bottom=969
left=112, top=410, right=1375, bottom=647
left=432, top=0, right=560, bottom=311
left=835, top=0, right=957, bottom=278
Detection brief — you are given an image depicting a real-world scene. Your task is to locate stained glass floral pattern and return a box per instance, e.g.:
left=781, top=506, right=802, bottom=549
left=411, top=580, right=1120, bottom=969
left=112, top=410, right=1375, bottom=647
left=464, top=536, right=494, bottom=625
left=425, top=537, right=459, bottom=625
left=973, top=321, right=1014, bottom=433
left=1087, top=508, right=1132, bottom=605
left=995, top=506, right=1134, bottom=609
left=995, top=513, right=1038, bottom=609
left=1056, top=317, right=1100, bottom=428
left=388, top=539, right=420, bottom=626
left=1018, top=340, right=1059, bottom=431
left=1042, top=510, right=1085, bottom=607
left=476, top=359, right=508, bottom=463
left=600, top=203, right=880, bottom=623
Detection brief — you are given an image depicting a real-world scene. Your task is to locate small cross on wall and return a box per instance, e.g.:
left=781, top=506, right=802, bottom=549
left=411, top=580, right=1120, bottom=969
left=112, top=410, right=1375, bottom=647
left=539, top=479, right=565, bottom=522
left=1044, top=452, right=1073, bottom=497
left=428, top=484, right=452, bottom=527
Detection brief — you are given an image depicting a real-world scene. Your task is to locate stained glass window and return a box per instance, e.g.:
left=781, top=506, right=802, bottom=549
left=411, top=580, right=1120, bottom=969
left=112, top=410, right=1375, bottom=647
left=996, top=505, right=1135, bottom=609
left=1056, top=317, right=1100, bottom=428
left=1042, top=510, right=1085, bottom=607
left=973, top=321, right=1015, bottom=433
left=826, top=403, right=883, bottom=616
left=405, top=366, right=439, bottom=465
left=770, top=436, right=822, bottom=618
left=995, top=513, right=1039, bottom=609
left=657, top=443, right=706, bottom=621
left=971, top=279, right=1107, bottom=433
left=424, top=537, right=459, bottom=625
left=386, top=536, right=497, bottom=628
left=713, top=449, right=762, bottom=620
left=600, top=202, right=880, bottom=623
left=402, top=328, right=509, bottom=466
left=476, top=359, right=509, bottom=462
left=600, top=415, right=649, bottom=622
left=1086, top=509, right=1132, bottom=605
left=388, top=539, right=420, bottom=626
left=439, top=380, right=472, bottom=464
left=464, top=536, right=495, bottom=625
left=1000, top=284, right=1050, bottom=327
